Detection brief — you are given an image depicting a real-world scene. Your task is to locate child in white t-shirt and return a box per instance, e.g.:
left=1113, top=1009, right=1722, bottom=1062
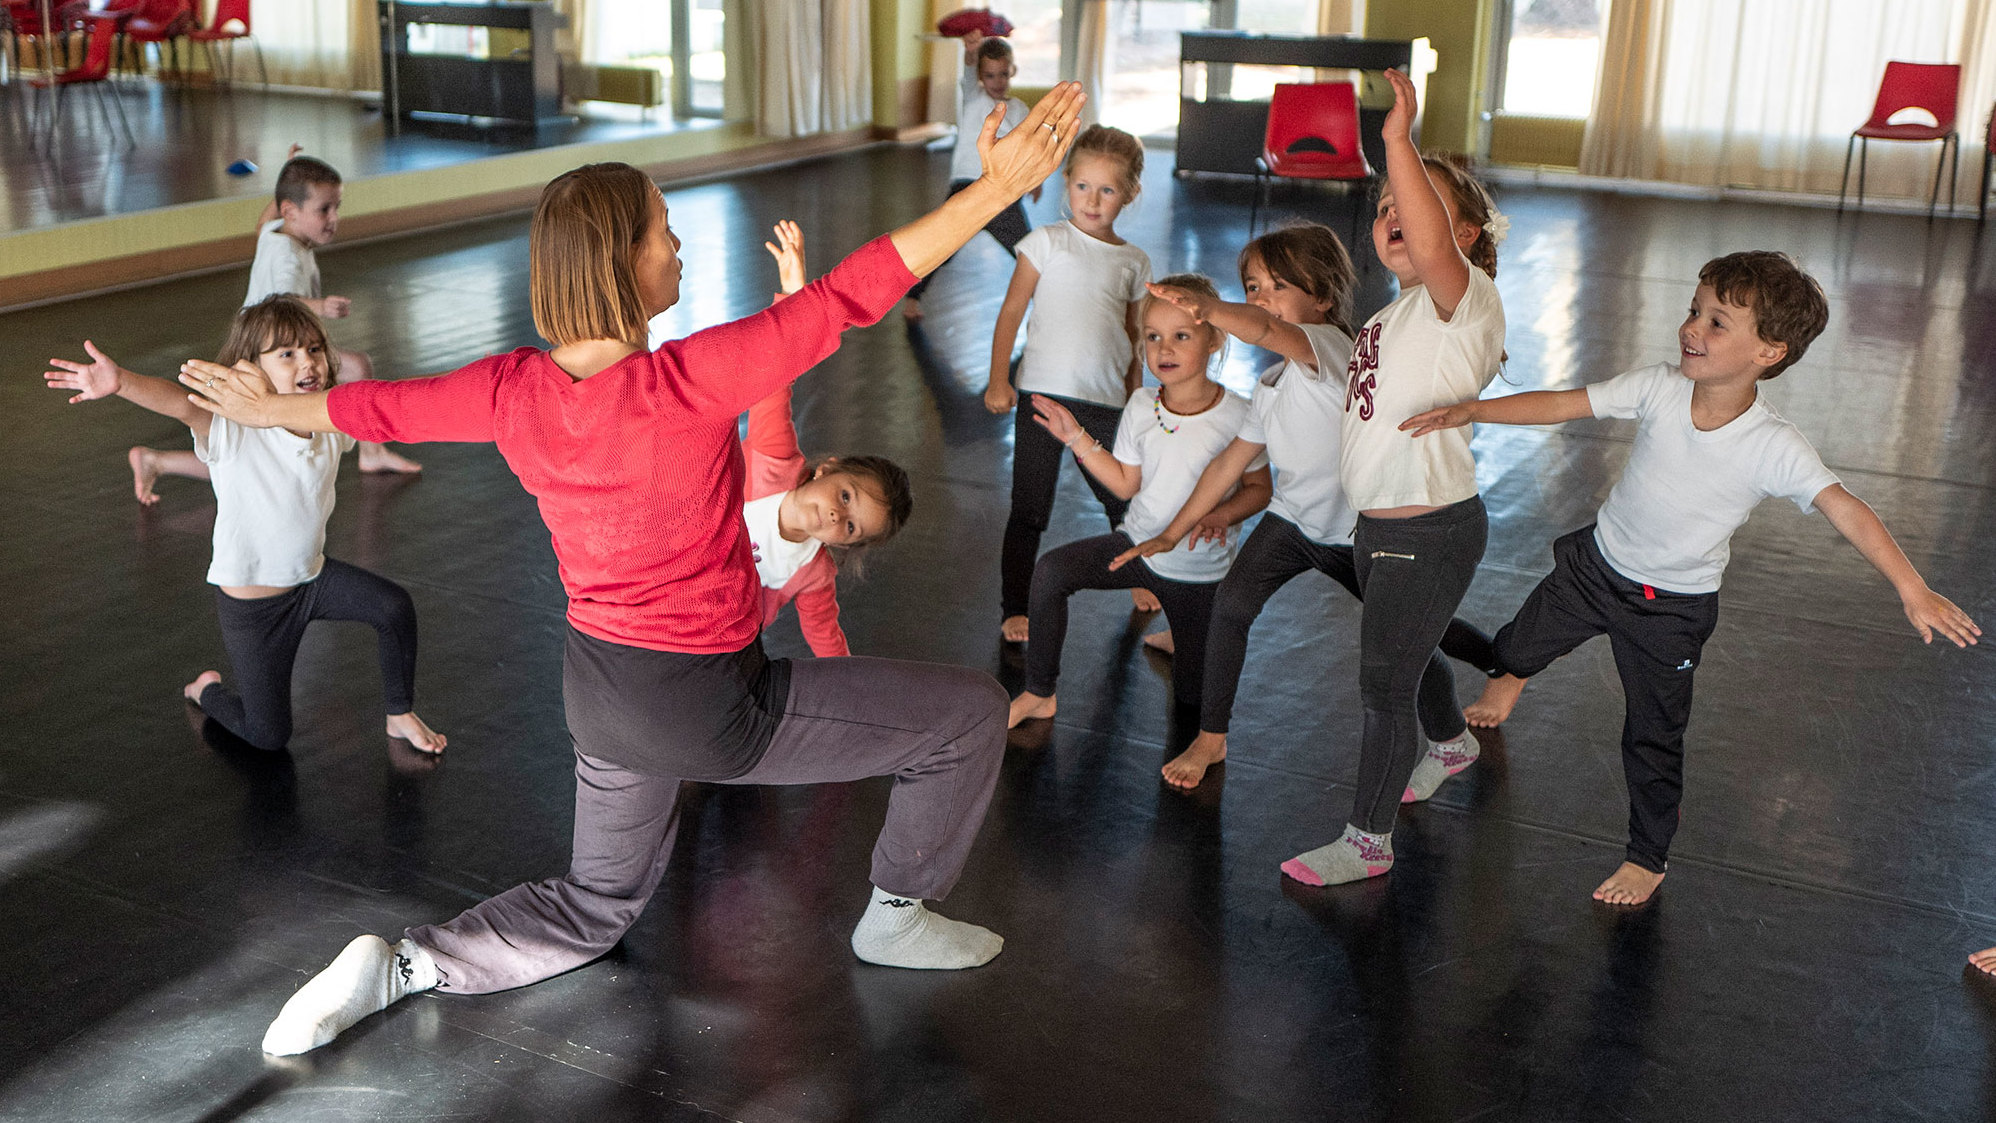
left=901, top=30, right=1039, bottom=322
left=985, top=124, right=1153, bottom=644
left=46, top=296, right=446, bottom=755
left=742, top=222, right=915, bottom=658
left=1118, top=223, right=1498, bottom=791
left=127, top=151, right=420, bottom=506
left=1402, top=250, right=1978, bottom=907
left=1280, top=69, right=1509, bottom=890
left=1007, top=274, right=1270, bottom=729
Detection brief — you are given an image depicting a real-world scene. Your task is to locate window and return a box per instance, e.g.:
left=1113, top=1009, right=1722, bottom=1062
left=1495, top=0, right=1603, bottom=118
left=584, top=0, right=729, bottom=119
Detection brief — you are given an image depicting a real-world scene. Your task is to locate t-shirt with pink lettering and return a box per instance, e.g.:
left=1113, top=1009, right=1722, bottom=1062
left=1587, top=362, right=1840, bottom=594
left=1339, top=266, right=1505, bottom=511
left=325, top=235, right=916, bottom=654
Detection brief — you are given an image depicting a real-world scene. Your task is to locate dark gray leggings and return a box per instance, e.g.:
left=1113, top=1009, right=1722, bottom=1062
left=1200, top=514, right=1496, bottom=735
left=1024, top=531, right=1218, bottom=708
left=1001, top=396, right=1130, bottom=620
left=1349, top=497, right=1488, bottom=834
left=407, top=646, right=1009, bottom=995
left=200, top=557, right=418, bottom=751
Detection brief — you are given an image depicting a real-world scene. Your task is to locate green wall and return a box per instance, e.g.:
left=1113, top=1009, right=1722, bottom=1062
left=1367, top=0, right=1494, bottom=155
left=872, top=0, right=932, bottom=130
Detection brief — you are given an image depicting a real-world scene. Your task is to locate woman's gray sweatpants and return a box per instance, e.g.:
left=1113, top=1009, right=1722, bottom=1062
left=406, top=652, right=1009, bottom=995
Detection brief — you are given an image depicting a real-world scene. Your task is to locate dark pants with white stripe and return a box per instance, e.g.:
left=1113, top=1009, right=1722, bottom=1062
left=1199, top=514, right=1497, bottom=735
left=201, top=557, right=418, bottom=751
left=1492, top=526, right=1720, bottom=874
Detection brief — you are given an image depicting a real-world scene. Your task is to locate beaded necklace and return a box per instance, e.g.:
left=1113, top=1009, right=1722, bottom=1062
left=1153, top=382, right=1224, bottom=434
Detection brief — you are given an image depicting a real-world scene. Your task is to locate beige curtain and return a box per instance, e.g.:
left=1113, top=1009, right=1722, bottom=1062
left=1074, top=0, right=1109, bottom=125
left=753, top=0, right=872, bottom=137
left=258, top=0, right=356, bottom=89
left=1582, top=0, right=1996, bottom=202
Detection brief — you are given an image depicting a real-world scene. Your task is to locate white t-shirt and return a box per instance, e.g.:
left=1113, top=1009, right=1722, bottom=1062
left=1016, top=221, right=1151, bottom=409
left=1587, top=362, right=1840, bottom=594
left=1113, top=385, right=1264, bottom=583
left=1340, top=266, right=1506, bottom=510
left=195, top=415, right=355, bottom=587
left=1240, top=322, right=1359, bottom=545
left=741, top=490, right=823, bottom=590
left=951, top=63, right=1029, bottom=182
left=245, top=220, right=321, bottom=306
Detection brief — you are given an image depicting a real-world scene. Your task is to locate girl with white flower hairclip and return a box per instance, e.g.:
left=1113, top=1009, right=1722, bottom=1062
left=1278, top=65, right=1510, bottom=892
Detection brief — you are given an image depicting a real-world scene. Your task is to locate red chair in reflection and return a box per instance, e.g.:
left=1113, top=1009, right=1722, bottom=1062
left=1838, top=61, right=1962, bottom=221
left=33, top=14, right=132, bottom=144
left=1250, top=81, right=1375, bottom=242
left=117, top=0, right=192, bottom=80
left=4, top=0, right=88, bottom=80
left=189, top=0, right=266, bottom=89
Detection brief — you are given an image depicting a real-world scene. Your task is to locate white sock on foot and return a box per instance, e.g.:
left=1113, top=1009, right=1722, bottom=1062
left=849, top=886, right=1003, bottom=970
left=261, top=935, right=438, bottom=1055
left=1403, top=729, right=1481, bottom=803
left=1280, top=824, right=1395, bottom=886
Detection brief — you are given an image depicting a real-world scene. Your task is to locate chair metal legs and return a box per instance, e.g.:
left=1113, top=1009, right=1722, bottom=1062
left=1839, top=132, right=1961, bottom=220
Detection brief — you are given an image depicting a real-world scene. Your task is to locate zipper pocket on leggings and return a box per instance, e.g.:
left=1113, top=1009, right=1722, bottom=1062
left=1369, top=551, right=1417, bottom=560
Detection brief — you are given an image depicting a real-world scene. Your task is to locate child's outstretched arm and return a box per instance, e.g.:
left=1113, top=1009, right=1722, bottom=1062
left=1110, top=437, right=1264, bottom=569
left=254, top=143, right=305, bottom=231
left=1380, top=68, right=1472, bottom=320
left=1400, top=387, right=1592, bottom=437
left=46, top=341, right=213, bottom=439
left=1147, top=282, right=1317, bottom=367
left=1032, top=393, right=1140, bottom=499
left=1814, top=484, right=1981, bottom=647
left=987, top=256, right=1040, bottom=413
left=764, top=219, right=807, bottom=299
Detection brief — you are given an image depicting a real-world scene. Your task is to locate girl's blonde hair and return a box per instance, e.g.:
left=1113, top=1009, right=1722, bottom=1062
left=1240, top=222, right=1357, bottom=339
left=1420, top=155, right=1499, bottom=279
left=221, top=296, right=341, bottom=382
left=1065, top=124, right=1144, bottom=197
left=529, top=162, right=657, bottom=347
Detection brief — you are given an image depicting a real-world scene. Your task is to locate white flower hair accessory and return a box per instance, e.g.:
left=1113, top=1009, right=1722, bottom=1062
left=1482, top=207, right=1511, bottom=247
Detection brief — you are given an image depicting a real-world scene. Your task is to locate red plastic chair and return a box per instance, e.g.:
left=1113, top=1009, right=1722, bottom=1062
left=188, top=0, right=266, bottom=89
left=117, top=0, right=192, bottom=79
left=1838, top=61, right=1961, bottom=221
left=32, top=15, right=132, bottom=144
left=1250, top=82, right=1374, bottom=241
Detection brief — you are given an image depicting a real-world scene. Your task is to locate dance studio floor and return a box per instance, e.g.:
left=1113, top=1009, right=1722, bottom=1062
left=2, top=144, right=1994, bottom=1121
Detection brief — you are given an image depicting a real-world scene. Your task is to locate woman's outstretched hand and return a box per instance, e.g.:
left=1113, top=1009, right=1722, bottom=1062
left=978, top=81, right=1086, bottom=201
left=179, top=358, right=287, bottom=428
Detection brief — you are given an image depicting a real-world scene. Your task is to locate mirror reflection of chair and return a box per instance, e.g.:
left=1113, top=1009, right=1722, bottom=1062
left=1249, top=81, right=1375, bottom=244
left=1838, top=60, right=1962, bottom=221
left=189, top=0, right=267, bottom=90
left=32, top=14, right=133, bottom=147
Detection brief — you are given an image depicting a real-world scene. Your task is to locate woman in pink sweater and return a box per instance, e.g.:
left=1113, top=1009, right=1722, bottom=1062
left=180, top=84, right=1088, bottom=1056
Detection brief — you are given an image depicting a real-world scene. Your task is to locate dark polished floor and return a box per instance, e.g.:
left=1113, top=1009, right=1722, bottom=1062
left=0, top=83, right=701, bottom=230
left=2, top=145, right=1995, bottom=1121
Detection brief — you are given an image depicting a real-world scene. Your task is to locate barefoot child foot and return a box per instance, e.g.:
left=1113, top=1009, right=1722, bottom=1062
left=129, top=446, right=208, bottom=505
left=1143, top=628, right=1175, bottom=655
left=1001, top=614, right=1030, bottom=643
left=1007, top=691, right=1057, bottom=729
left=183, top=670, right=221, bottom=703
left=386, top=711, right=446, bottom=754
left=1161, top=730, right=1226, bottom=789
left=1464, top=674, right=1526, bottom=728
left=358, top=443, right=423, bottom=473
left=1592, top=861, right=1665, bottom=906
left=1131, top=587, right=1161, bottom=613
left=1970, top=947, right=1996, bottom=977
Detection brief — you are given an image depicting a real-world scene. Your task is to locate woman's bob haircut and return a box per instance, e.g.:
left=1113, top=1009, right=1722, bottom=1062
left=530, top=162, right=660, bottom=348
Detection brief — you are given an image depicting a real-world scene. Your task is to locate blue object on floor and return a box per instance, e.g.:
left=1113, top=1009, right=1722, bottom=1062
left=226, top=159, right=258, bottom=176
